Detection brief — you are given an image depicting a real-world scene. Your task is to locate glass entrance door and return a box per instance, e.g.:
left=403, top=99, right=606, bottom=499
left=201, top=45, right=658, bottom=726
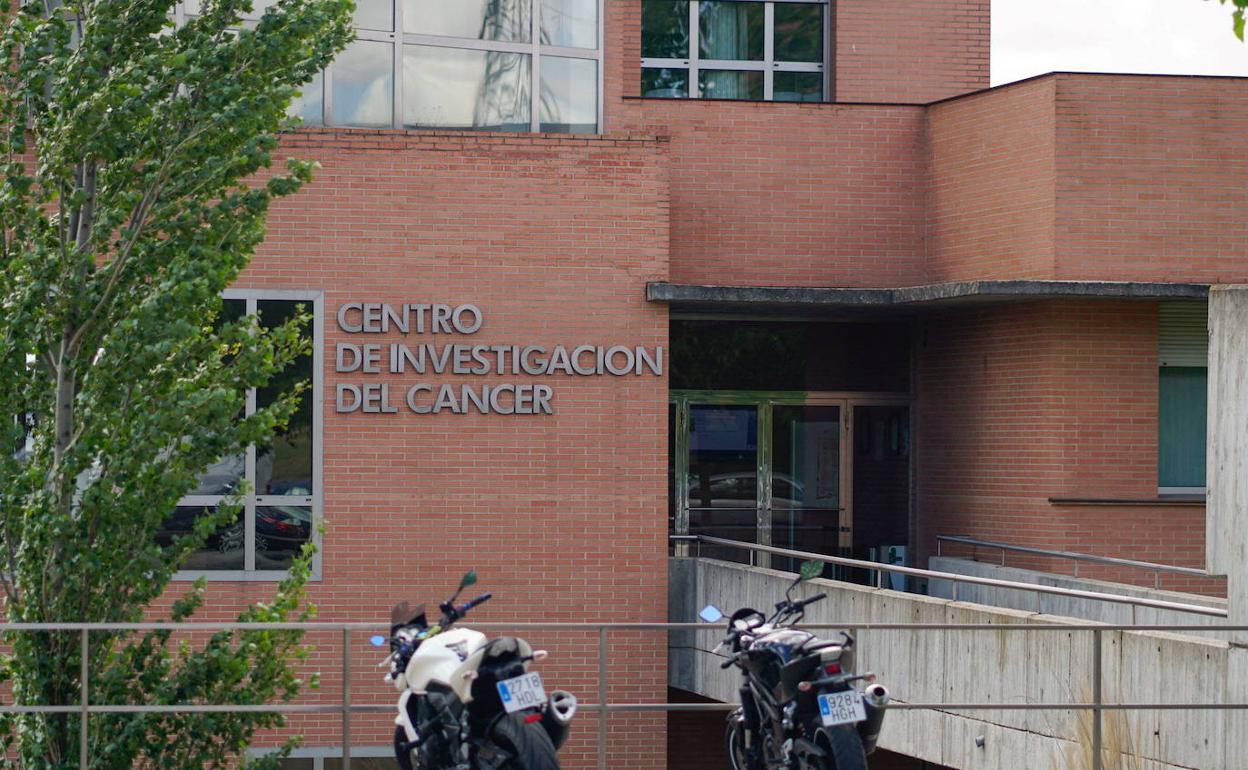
left=771, top=405, right=843, bottom=559
left=687, top=404, right=758, bottom=561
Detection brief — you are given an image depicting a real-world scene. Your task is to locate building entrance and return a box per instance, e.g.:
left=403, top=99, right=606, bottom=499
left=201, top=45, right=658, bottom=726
left=669, top=392, right=910, bottom=578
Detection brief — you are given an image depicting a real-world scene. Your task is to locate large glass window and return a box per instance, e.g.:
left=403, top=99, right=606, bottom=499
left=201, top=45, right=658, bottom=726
left=641, top=0, right=826, bottom=101
left=280, top=0, right=601, bottom=132
left=162, top=291, right=323, bottom=578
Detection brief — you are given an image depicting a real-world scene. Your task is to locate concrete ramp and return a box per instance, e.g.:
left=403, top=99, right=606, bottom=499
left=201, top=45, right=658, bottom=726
left=669, top=557, right=1247, bottom=770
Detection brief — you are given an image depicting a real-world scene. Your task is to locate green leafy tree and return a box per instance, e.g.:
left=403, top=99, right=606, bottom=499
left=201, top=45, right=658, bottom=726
left=0, top=0, right=352, bottom=765
left=1216, top=0, right=1248, bottom=40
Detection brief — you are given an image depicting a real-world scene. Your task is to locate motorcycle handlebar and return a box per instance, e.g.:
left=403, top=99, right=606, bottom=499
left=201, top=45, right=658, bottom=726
left=800, top=593, right=827, bottom=608
left=459, top=593, right=492, bottom=613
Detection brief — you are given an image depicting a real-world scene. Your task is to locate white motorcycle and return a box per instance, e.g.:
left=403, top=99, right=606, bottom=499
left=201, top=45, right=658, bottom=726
left=371, top=572, right=578, bottom=770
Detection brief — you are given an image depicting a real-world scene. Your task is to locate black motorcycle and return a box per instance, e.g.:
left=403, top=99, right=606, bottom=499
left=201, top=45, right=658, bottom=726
left=701, top=560, right=890, bottom=770
left=372, top=571, right=577, bottom=770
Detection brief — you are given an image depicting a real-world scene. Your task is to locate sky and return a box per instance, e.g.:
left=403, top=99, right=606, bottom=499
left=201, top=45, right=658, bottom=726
left=993, top=0, right=1248, bottom=85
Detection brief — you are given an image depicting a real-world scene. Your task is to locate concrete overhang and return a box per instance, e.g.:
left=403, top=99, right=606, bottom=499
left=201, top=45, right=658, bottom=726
left=647, top=280, right=1210, bottom=317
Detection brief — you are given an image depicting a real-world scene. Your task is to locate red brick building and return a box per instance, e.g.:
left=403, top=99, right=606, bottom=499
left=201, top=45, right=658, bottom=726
left=180, top=0, right=1245, bottom=766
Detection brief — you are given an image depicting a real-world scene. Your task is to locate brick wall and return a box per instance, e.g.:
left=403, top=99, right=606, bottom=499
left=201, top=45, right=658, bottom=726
left=193, top=128, right=673, bottom=767
left=926, top=73, right=1248, bottom=286
left=1053, top=74, right=1248, bottom=284
left=834, top=0, right=990, bottom=104
left=916, top=300, right=1224, bottom=596
left=926, top=77, right=1057, bottom=282
left=624, top=100, right=929, bottom=288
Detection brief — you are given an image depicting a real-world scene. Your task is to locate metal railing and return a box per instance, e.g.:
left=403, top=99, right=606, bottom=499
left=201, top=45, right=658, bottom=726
left=671, top=534, right=1228, bottom=618
left=936, top=534, right=1210, bottom=589
left=0, top=620, right=1245, bottom=770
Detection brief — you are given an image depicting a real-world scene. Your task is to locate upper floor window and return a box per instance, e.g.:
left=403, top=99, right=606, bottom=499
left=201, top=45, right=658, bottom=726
left=641, top=0, right=827, bottom=101
left=278, top=0, right=601, bottom=132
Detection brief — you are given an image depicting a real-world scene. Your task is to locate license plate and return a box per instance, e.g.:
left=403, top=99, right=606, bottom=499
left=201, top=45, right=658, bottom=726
left=496, top=672, right=548, bottom=713
left=817, top=689, right=866, bottom=727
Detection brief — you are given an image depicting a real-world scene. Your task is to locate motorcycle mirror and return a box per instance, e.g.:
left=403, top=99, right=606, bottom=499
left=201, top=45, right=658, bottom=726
left=459, top=570, right=478, bottom=590
left=369, top=635, right=387, bottom=647
left=799, top=560, right=825, bottom=581
left=698, top=605, right=724, bottom=624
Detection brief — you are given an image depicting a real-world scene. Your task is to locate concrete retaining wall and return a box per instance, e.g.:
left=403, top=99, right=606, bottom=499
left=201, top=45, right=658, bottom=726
left=670, top=557, right=1243, bottom=770
left=927, top=556, right=1227, bottom=640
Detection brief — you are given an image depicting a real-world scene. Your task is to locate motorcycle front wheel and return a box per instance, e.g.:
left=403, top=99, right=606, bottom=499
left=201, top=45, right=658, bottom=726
left=726, top=711, right=772, bottom=770
left=810, top=725, right=867, bottom=770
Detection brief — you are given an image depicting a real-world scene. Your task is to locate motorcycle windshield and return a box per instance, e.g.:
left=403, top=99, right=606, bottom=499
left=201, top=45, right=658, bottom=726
left=390, top=601, right=428, bottom=629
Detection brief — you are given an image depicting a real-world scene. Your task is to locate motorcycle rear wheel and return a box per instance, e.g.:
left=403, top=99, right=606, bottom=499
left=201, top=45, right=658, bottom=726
left=811, top=725, right=867, bottom=770
left=494, top=712, right=561, bottom=770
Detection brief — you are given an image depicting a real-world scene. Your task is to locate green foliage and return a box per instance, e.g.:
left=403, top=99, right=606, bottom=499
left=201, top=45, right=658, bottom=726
left=0, top=0, right=353, bottom=764
left=1218, top=0, right=1248, bottom=40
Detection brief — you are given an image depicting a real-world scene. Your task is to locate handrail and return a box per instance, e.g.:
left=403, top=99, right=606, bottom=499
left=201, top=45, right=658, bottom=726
left=674, top=534, right=1228, bottom=618
left=2, top=619, right=1248, bottom=769
left=936, top=534, right=1209, bottom=586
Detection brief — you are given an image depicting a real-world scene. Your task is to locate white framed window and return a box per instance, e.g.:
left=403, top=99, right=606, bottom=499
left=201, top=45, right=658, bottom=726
left=223, top=0, right=605, bottom=132
left=165, top=289, right=324, bottom=581
left=640, top=0, right=828, bottom=101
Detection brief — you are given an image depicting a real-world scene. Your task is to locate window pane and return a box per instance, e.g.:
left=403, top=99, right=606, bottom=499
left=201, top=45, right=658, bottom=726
left=641, top=0, right=689, bottom=59
left=699, top=1, right=763, bottom=61
left=404, top=46, right=531, bottom=131
left=189, top=298, right=247, bottom=496
left=774, top=2, right=822, bottom=62
left=641, top=67, right=688, bottom=97
left=331, top=40, right=393, bottom=127
left=688, top=404, right=757, bottom=563
left=540, top=56, right=596, bottom=133
left=404, top=0, right=531, bottom=41
left=159, top=506, right=245, bottom=571
left=255, top=505, right=312, bottom=570
left=355, top=0, right=393, bottom=30
left=1159, top=367, right=1208, bottom=488
left=698, top=69, right=762, bottom=99
left=256, top=301, right=313, bottom=497
left=541, top=0, right=596, bottom=48
left=289, top=71, right=324, bottom=126
left=773, top=70, right=822, bottom=102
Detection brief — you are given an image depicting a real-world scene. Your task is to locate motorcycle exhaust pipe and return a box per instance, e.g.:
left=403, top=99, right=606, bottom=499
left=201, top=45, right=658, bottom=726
left=541, top=690, right=577, bottom=749
left=857, top=684, right=890, bottom=755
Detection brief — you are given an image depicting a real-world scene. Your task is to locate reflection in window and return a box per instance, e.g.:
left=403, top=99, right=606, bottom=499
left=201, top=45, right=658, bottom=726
left=279, top=0, right=599, bottom=131
left=354, top=0, right=393, bottom=31
left=256, top=301, right=313, bottom=497
left=541, top=0, right=597, bottom=48
left=641, top=0, right=689, bottom=59
left=699, top=70, right=762, bottom=100
left=175, top=293, right=321, bottom=576
left=404, top=47, right=531, bottom=130
left=331, top=41, right=393, bottom=127
left=640, top=0, right=825, bottom=101
left=773, top=71, right=822, bottom=102
left=540, top=56, right=596, bottom=133
left=774, top=2, right=822, bottom=62
left=255, top=505, right=313, bottom=570
left=404, top=0, right=531, bottom=41
left=291, top=72, right=324, bottom=126
left=699, top=1, right=763, bottom=61
left=641, top=67, right=688, bottom=98
left=158, top=506, right=245, bottom=572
